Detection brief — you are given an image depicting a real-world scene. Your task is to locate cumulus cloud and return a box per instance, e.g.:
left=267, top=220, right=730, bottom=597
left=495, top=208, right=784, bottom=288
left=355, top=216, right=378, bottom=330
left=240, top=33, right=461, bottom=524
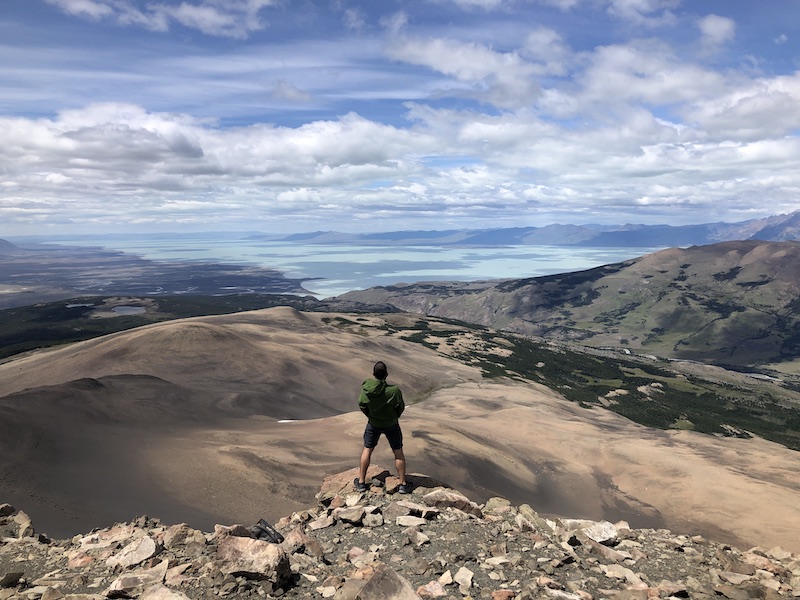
left=522, top=27, right=572, bottom=76
left=683, top=73, right=800, bottom=140
left=6, top=1, right=800, bottom=231
left=579, top=41, right=726, bottom=111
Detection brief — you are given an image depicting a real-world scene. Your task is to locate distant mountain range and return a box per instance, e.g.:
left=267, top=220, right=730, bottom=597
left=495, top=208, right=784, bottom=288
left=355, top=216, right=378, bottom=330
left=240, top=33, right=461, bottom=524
left=248, top=210, right=800, bottom=248
left=338, top=239, right=800, bottom=369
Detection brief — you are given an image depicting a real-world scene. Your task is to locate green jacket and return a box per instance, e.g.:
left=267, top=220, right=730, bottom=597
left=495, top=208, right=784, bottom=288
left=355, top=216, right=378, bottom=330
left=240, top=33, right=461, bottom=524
left=358, top=378, right=404, bottom=428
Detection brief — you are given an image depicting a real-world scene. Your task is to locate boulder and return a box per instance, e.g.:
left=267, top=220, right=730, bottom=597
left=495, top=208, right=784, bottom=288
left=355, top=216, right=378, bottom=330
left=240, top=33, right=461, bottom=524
left=396, top=516, right=427, bottom=527
left=421, top=490, right=482, bottom=518
left=105, top=560, right=169, bottom=598
left=106, top=535, right=160, bottom=569
left=212, top=524, right=251, bottom=539
left=79, top=525, right=140, bottom=550
left=162, top=523, right=206, bottom=552
left=12, top=510, right=34, bottom=538
left=139, top=584, right=192, bottom=600
left=417, top=580, right=447, bottom=598
left=334, top=563, right=420, bottom=600
left=281, top=527, right=325, bottom=558
left=317, top=466, right=389, bottom=503
left=517, top=504, right=554, bottom=535
left=336, top=507, right=365, bottom=525
left=215, top=535, right=291, bottom=586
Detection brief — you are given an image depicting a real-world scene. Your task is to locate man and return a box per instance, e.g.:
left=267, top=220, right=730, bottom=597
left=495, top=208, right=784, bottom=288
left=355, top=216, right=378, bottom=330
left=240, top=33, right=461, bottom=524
left=354, top=360, right=412, bottom=494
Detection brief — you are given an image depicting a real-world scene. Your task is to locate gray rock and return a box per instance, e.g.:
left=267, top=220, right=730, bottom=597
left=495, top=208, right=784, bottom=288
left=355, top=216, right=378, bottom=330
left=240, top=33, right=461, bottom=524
left=336, top=507, right=365, bottom=525
left=454, top=566, right=474, bottom=588
left=517, top=504, right=553, bottom=535
left=215, top=536, right=291, bottom=586
left=12, top=510, right=34, bottom=538
left=0, top=572, right=24, bottom=588
left=106, top=535, right=160, bottom=569
left=308, top=515, right=336, bottom=530
left=363, top=513, right=384, bottom=528
left=421, top=490, right=482, bottom=518
left=396, top=516, right=427, bottom=527
left=382, top=502, right=412, bottom=522
left=162, top=524, right=206, bottom=551
left=138, top=585, right=192, bottom=600
left=105, top=561, right=168, bottom=599
left=334, top=563, right=420, bottom=600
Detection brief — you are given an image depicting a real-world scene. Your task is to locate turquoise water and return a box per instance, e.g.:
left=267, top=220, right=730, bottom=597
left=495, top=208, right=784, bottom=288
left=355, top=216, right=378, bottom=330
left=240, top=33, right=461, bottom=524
left=32, top=234, right=664, bottom=298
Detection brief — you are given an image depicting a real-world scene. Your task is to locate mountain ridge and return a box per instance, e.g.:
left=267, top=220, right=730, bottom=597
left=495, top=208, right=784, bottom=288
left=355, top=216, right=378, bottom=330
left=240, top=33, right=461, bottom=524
left=337, top=240, right=800, bottom=369
left=241, top=210, right=800, bottom=248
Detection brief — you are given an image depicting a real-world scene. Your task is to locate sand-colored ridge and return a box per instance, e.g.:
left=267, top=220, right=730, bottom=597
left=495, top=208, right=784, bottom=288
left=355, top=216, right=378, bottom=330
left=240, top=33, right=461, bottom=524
left=0, top=307, right=798, bottom=554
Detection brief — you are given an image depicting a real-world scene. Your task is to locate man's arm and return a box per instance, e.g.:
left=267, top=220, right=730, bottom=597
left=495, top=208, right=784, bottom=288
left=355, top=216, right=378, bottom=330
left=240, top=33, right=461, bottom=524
left=358, top=388, right=370, bottom=417
left=393, top=386, right=405, bottom=418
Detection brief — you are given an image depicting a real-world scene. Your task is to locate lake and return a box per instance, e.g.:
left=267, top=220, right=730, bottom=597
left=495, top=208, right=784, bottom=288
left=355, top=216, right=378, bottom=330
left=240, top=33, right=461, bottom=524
left=31, top=234, right=664, bottom=298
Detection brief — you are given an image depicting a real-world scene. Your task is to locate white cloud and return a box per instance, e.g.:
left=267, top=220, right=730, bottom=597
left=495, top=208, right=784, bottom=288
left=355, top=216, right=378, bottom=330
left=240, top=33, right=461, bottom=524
left=5, top=0, right=800, bottom=232
left=343, top=8, right=367, bottom=31
left=45, top=0, right=113, bottom=19
left=522, top=27, right=572, bottom=76
left=156, top=3, right=238, bottom=37
left=448, top=0, right=506, bottom=8
left=379, top=11, right=408, bottom=35
left=578, top=41, right=727, bottom=111
left=45, top=0, right=279, bottom=38
left=683, top=73, right=800, bottom=140
left=538, top=0, right=580, bottom=10
left=606, top=0, right=679, bottom=25
left=270, top=81, right=312, bottom=103
left=698, top=14, right=736, bottom=49
left=386, top=36, right=540, bottom=108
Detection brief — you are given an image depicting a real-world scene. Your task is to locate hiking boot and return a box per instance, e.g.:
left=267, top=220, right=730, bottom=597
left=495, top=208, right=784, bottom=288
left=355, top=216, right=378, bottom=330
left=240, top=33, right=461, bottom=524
left=353, top=478, right=368, bottom=492
left=397, top=482, right=413, bottom=495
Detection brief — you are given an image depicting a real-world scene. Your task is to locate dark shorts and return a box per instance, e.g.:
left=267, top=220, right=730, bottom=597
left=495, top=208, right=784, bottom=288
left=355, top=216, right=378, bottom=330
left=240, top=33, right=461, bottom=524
left=363, top=422, right=403, bottom=450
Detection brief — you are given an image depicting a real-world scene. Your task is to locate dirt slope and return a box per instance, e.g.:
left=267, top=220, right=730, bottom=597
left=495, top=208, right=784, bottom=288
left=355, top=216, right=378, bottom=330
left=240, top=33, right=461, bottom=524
left=0, top=307, right=798, bottom=553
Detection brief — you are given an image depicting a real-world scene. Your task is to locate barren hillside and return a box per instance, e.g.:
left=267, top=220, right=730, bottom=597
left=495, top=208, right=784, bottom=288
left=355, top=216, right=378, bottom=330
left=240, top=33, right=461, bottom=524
left=1, top=307, right=798, bottom=554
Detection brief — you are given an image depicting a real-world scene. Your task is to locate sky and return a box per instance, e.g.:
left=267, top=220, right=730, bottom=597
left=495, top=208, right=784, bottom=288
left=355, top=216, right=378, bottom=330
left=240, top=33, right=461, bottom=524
left=1, top=0, right=799, bottom=235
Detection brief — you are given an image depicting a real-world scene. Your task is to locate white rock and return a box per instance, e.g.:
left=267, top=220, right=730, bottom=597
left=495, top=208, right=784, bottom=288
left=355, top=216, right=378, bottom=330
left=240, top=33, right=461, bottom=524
left=454, top=566, right=474, bottom=588
left=107, top=536, right=159, bottom=569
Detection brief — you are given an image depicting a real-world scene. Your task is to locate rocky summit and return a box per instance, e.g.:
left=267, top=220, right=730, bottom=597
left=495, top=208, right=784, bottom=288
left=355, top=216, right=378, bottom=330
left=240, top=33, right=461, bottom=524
left=2, top=468, right=798, bottom=600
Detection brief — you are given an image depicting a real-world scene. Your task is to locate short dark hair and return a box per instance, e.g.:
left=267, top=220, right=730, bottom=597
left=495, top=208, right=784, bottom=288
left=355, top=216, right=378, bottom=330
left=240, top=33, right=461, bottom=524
left=373, top=361, right=388, bottom=380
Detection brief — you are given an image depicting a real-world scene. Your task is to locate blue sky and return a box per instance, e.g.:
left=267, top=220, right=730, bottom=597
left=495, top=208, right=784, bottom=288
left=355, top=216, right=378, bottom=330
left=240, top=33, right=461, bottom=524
left=1, top=0, right=799, bottom=234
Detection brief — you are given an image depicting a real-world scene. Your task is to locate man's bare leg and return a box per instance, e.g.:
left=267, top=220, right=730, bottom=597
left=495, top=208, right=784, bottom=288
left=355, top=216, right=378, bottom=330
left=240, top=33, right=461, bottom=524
left=359, top=447, right=374, bottom=483
left=393, top=448, right=406, bottom=485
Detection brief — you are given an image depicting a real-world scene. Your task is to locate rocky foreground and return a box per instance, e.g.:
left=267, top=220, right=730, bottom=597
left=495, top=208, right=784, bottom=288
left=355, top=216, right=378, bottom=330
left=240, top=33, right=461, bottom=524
left=2, top=467, right=798, bottom=600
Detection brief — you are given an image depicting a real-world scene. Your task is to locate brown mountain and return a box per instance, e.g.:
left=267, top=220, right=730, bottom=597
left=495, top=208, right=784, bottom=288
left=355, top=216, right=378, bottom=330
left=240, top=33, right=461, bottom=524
left=338, top=240, right=800, bottom=369
left=1, top=307, right=798, bottom=555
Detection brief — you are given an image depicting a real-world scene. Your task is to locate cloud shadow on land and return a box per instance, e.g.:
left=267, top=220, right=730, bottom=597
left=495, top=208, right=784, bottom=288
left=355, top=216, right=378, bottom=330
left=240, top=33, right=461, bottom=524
left=412, top=429, right=669, bottom=531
